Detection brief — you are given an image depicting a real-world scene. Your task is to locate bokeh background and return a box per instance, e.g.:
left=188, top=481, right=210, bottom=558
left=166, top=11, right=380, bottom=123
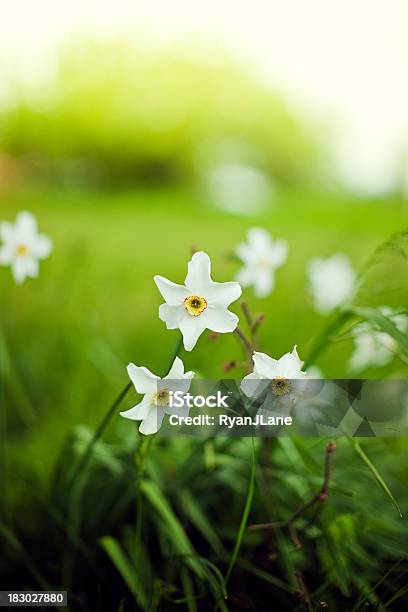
left=1, top=1, right=407, bottom=610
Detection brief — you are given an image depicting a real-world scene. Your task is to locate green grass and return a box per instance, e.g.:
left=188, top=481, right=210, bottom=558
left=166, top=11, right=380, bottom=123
left=1, top=186, right=407, bottom=610
left=1, top=187, right=407, bottom=480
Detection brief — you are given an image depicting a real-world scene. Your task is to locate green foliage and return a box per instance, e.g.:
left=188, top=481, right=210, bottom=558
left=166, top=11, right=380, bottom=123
left=1, top=40, right=322, bottom=188
left=1, top=188, right=407, bottom=610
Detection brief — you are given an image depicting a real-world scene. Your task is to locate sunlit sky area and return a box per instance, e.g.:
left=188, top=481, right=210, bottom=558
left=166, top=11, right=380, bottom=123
left=1, top=0, right=408, bottom=194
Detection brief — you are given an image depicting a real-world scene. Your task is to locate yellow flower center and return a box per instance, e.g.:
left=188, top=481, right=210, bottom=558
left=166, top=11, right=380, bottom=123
left=184, top=295, right=207, bottom=317
left=16, top=244, right=28, bottom=257
left=271, top=377, right=291, bottom=396
left=153, top=388, right=170, bottom=407
left=257, top=257, right=270, bottom=269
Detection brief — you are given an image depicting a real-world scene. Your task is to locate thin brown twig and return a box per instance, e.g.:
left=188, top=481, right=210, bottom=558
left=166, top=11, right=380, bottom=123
left=288, top=522, right=302, bottom=550
left=295, top=571, right=314, bottom=612
left=251, top=313, right=264, bottom=345
left=241, top=301, right=253, bottom=329
left=234, top=326, right=252, bottom=356
left=248, top=441, right=337, bottom=533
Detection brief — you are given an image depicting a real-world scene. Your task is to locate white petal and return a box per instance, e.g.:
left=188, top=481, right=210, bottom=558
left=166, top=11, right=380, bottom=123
left=307, top=255, right=356, bottom=313
left=235, top=242, right=253, bottom=264
left=235, top=266, right=255, bottom=287
left=120, top=397, right=152, bottom=420
left=139, top=406, right=165, bottom=435
left=164, top=356, right=195, bottom=382
left=165, top=356, right=185, bottom=379
left=276, top=348, right=306, bottom=378
left=165, top=401, right=190, bottom=418
left=179, top=316, right=207, bottom=351
left=185, top=251, right=212, bottom=294
left=280, top=363, right=306, bottom=379
left=349, top=342, right=372, bottom=372
left=154, top=275, right=189, bottom=305
left=240, top=372, right=269, bottom=398
left=306, top=366, right=323, bottom=379
left=349, top=333, right=393, bottom=372
left=0, top=221, right=15, bottom=244
left=0, top=245, right=13, bottom=265
left=269, top=240, right=288, bottom=267
left=16, top=211, right=37, bottom=236
left=127, top=363, right=159, bottom=394
left=291, top=345, right=304, bottom=368
left=206, top=280, right=242, bottom=306
left=393, top=314, right=407, bottom=333
left=166, top=378, right=194, bottom=398
left=205, top=306, right=239, bottom=333
left=12, top=259, right=29, bottom=284
left=23, top=257, right=39, bottom=279
left=247, top=227, right=271, bottom=248
left=252, top=352, right=278, bottom=378
left=159, top=303, right=185, bottom=329
left=32, top=234, right=52, bottom=259
left=253, top=269, right=274, bottom=298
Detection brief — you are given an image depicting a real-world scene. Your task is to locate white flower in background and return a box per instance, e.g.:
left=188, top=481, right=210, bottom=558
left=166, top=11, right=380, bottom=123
left=154, top=251, right=242, bottom=351
left=206, top=164, right=273, bottom=216
left=307, top=254, right=356, bottom=314
left=349, top=307, right=408, bottom=372
left=0, top=211, right=52, bottom=284
left=306, top=365, right=324, bottom=379
left=235, top=227, right=288, bottom=297
left=241, top=346, right=307, bottom=400
left=120, top=356, right=194, bottom=435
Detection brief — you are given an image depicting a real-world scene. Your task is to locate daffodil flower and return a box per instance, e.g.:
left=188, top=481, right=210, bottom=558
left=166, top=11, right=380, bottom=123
left=241, top=346, right=307, bottom=401
left=349, top=307, right=407, bottom=372
left=154, top=251, right=242, bottom=351
left=235, top=227, right=288, bottom=297
left=307, top=254, right=356, bottom=314
left=120, top=356, right=194, bottom=435
left=0, top=211, right=52, bottom=284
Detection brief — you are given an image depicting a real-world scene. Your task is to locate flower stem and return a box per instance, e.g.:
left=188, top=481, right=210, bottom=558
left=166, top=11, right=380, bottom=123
left=135, top=433, right=155, bottom=478
left=165, top=334, right=184, bottom=375
left=234, top=327, right=252, bottom=358
left=240, top=301, right=253, bottom=329
left=68, top=333, right=183, bottom=490
left=67, top=380, right=133, bottom=490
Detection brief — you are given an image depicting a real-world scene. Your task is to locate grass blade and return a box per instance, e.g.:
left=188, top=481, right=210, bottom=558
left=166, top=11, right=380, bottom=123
left=178, top=488, right=224, bottom=555
left=100, top=535, right=149, bottom=610
left=351, top=306, right=408, bottom=356
left=304, top=311, right=351, bottom=368
left=180, top=568, right=198, bottom=612
left=140, top=479, right=206, bottom=580
left=215, top=437, right=256, bottom=610
left=349, top=439, right=402, bottom=517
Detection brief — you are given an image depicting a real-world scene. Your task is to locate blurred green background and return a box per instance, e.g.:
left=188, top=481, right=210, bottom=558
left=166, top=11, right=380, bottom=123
left=1, top=36, right=408, bottom=611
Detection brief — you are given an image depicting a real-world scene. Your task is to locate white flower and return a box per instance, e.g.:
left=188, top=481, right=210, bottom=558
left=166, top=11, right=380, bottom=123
left=0, top=211, right=52, bottom=284
left=235, top=228, right=288, bottom=297
left=241, top=346, right=307, bottom=400
left=306, top=365, right=324, bottom=379
left=206, top=163, right=272, bottom=216
left=349, top=307, right=408, bottom=372
left=307, top=254, right=356, bottom=314
left=154, top=251, right=242, bottom=351
left=120, top=356, right=194, bottom=435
